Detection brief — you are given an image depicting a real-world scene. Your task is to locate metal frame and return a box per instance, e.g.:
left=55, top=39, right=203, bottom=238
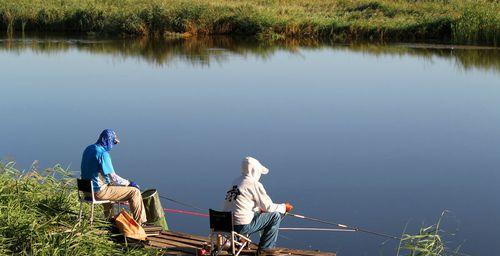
left=209, top=209, right=251, bottom=256
left=76, top=179, right=120, bottom=226
left=209, top=231, right=252, bottom=256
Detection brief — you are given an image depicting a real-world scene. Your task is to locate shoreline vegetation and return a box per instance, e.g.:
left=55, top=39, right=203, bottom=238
left=0, top=161, right=162, bottom=255
left=0, top=161, right=461, bottom=255
left=0, top=0, right=498, bottom=45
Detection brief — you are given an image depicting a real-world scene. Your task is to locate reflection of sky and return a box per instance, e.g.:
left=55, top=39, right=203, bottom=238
left=1, top=46, right=500, bottom=255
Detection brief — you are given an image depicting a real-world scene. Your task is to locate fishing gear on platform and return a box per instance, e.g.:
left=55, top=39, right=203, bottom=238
left=158, top=194, right=400, bottom=240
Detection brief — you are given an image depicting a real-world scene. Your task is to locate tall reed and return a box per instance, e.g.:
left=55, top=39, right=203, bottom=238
left=397, top=211, right=461, bottom=256
left=0, top=161, right=160, bottom=255
left=0, top=0, right=498, bottom=45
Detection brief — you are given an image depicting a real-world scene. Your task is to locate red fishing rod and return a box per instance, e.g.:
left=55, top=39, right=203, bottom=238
left=163, top=208, right=209, bottom=217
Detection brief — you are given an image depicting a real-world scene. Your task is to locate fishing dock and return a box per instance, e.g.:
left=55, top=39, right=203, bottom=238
left=142, top=226, right=336, bottom=256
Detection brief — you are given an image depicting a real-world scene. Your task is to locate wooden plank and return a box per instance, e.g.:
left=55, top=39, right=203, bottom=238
left=162, top=231, right=210, bottom=242
left=143, top=226, right=164, bottom=233
left=147, top=240, right=177, bottom=249
left=157, top=232, right=261, bottom=252
left=147, top=243, right=195, bottom=255
left=144, top=245, right=187, bottom=255
left=152, top=233, right=261, bottom=255
left=146, top=232, right=160, bottom=237
left=276, top=248, right=336, bottom=256
left=148, top=236, right=199, bottom=249
left=146, top=238, right=197, bottom=255
left=156, top=234, right=207, bottom=247
left=149, top=238, right=201, bottom=249
left=152, top=231, right=336, bottom=256
left=160, top=231, right=257, bottom=250
left=148, top=234, right=257, bottom=255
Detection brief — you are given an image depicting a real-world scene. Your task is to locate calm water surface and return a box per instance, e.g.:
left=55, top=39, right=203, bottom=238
left=1, top=36, right=499, bottom=255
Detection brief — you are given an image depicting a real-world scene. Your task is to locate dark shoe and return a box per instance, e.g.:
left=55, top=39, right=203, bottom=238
left=257, top=248, right=284, bottom=255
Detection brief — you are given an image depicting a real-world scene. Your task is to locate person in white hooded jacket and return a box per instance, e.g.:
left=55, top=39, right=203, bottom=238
left=223, top=157, right=293, bottom=254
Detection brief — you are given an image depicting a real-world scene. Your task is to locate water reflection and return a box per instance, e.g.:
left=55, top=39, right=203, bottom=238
left=1, top=33, right=499, bottom=255
left=1, top=35, right=499, bottom=72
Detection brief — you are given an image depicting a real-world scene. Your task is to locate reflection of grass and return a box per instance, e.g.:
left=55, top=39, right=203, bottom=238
left=345, top=43, right=500, bottom=72
left=1, top=35, right=499, bottom=72
left=0, top=0, right=498, bottom=45
left=0, top=161, right=160, bottom=255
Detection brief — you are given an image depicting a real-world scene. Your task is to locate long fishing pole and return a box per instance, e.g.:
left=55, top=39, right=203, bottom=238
left=280, top=227, right=356, bottom=232
left=288, top=213, right=400, bottom=240
left=159, top=195, right=206, bottom=212
left=157, top=194, right=399, bottom=240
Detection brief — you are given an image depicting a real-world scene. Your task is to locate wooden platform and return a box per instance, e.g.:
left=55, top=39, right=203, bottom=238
left=142, top=227, right=336, bottom=256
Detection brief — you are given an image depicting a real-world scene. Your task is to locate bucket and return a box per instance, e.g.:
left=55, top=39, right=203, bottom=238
left=142, top=189, right=169, bottom=231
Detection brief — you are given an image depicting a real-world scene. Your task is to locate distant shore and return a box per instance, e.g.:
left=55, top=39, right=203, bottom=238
left=0, top=0, right=498, bottom=45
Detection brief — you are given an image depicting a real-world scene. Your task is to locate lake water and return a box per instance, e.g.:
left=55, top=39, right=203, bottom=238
left=1, top=36, right=499, bottom=255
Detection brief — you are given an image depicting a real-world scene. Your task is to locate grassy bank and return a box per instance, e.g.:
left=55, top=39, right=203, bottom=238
left=0, top=161, right=160, bottom=255
left=0, top=0, right=498, bottom=45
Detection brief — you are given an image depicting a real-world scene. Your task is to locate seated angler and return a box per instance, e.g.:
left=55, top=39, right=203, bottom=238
left=223, top=157, right=293, bottom=255
left=80, top=129, right=147, bottom=224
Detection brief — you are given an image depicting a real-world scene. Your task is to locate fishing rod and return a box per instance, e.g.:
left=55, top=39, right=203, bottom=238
left=288, top=213, right=400, bottom=240
left=280, top=227, right=356, bottom=232
left=159, top=195, right=206, bottom=212
left=163, top=208, right=209, bottom=218
left=157, top=194, right=399, bottom=240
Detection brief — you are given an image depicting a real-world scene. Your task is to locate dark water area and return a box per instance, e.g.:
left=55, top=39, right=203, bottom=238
left=1, top=35, right=499, bottom=255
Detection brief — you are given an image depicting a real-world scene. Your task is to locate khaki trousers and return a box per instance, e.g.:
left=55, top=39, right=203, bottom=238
left=95, top=185, right=147, bottom=224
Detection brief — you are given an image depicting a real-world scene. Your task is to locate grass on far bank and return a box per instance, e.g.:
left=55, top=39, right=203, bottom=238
left=0, top=0, right=498, bottom=45
left=0, top=161, right=161, bottom=255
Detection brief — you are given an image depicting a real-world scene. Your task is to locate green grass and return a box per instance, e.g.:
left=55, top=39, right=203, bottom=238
left=0, top=0, right=498, bottom=45
left=0, top=161, right=162, bottom=255
left=397, top=211, right=461, bottom=256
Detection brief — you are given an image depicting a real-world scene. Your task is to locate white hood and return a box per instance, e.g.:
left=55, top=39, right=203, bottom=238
left=241, top=156, right=269, bottom=181
left=223, top=156, right=285, bottom=225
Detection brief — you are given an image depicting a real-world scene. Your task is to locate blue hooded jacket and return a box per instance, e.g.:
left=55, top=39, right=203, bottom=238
left=96, top=129, right=116, bottom=152
left=81, top=129, right=117, bottom=192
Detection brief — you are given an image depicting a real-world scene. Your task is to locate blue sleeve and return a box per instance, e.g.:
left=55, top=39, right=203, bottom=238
left=100, top=152, right=115, bottom=175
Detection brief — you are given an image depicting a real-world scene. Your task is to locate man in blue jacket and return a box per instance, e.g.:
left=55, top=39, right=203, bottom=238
left=81, top=129, right=146, bottom=224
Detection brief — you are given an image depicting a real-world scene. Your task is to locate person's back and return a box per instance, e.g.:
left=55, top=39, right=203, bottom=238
left=223, top=166, right=285, bottom=225
left=81, top=144, right=111, bottom=192
left=80, top=129, right=146, bottom=224
left=223, top=157, right=293, bottom=254
left=223, top=175, right=257, bottom=225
